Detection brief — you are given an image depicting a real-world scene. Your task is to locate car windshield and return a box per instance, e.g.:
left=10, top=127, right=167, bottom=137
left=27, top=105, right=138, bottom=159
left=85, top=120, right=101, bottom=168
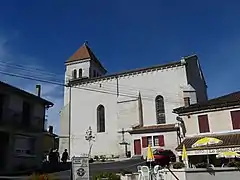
left=153, top=149, right=174, bottom=156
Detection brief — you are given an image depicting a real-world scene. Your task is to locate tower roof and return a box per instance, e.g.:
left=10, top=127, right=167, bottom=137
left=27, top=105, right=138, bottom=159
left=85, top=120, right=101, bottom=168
left=66, top=42, right=107, bottom=72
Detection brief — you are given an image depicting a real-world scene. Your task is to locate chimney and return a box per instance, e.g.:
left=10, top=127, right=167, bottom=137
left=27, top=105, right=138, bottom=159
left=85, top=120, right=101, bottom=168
left=48, top=126, right=53, bottom=134
left=36, top=85, right=41, bottom=97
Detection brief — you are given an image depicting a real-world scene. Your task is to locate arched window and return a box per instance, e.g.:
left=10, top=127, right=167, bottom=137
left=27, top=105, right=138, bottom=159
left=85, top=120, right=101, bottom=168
left=72, top=69, right=77, bottom=79
left=79, top=69, right=83, bottom=78
left=97, top=105, right=105, bottom=132
left=155, top=95, right=166, bottom=124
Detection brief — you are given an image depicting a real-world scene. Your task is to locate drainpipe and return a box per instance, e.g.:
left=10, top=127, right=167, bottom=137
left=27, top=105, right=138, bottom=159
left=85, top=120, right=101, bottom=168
left=68, top=85, right=72, bottom=157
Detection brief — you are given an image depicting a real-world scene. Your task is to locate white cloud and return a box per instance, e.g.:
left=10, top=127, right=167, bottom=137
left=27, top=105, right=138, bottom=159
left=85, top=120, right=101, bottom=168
left=0, top=34, right=63, bottom=134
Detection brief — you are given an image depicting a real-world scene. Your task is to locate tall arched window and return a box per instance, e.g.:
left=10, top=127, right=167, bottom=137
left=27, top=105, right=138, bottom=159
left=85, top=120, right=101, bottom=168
left=155, top=95, right=166, bottom=124
left=79, top=69, right=83, bottom=78
left=97, top=105, right=105, bottom=132
left=72, top=69, right=77, bottom=79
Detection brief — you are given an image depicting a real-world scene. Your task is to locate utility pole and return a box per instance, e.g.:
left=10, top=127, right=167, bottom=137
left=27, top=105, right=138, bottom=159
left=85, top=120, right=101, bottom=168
left=118, top=128, right=130, bottom=157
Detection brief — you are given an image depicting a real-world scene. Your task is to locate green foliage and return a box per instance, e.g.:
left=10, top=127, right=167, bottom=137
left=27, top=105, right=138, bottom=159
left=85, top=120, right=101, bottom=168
left=94, top=155, right=99, bottom=161
left=100, top=155, right=106, bottom=162
left=93, top=172, right=120, bottom=180
left=172, top=162, right=185, bottom=169
left=89, top=158, right=94, bottom=163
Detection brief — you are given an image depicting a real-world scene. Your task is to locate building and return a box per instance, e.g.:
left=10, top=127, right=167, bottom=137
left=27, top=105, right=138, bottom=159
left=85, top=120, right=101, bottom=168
left=173, top=91, right=240, bottom=164
left=0, top=82, right=53, bottom=171
left=42, top=126, right=59, bottom=155
left=59, top=42, right=207, bottom=158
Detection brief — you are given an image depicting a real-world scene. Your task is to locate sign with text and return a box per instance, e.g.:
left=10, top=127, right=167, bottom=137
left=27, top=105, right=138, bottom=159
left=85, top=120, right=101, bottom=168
left=177, top=147, right=240, bottom=156
left=72, top=156, right=90, bottom=180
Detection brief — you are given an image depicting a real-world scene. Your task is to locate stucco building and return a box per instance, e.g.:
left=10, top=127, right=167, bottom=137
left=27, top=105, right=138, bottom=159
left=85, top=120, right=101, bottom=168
left=173, top=91, right=240, bottom=163
left=0, top=82, right=53, bottom=171
left=59, top=42, right=207, bottom=158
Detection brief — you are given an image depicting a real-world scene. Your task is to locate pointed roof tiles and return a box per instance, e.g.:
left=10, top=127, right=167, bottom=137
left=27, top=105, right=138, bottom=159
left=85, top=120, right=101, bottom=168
left=66, top=42, right=107, bottom=72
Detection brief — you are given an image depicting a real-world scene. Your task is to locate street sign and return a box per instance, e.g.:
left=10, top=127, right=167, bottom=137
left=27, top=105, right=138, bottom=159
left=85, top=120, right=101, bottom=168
left=72, top=156, right=90, bottom=180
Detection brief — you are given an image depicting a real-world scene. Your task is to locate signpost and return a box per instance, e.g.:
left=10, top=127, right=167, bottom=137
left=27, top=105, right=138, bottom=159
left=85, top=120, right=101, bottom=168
left=72, top=156, right=90, bottom=180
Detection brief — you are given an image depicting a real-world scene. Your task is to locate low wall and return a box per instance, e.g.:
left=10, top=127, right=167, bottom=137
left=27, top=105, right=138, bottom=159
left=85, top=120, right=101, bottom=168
left=121, top=167, right=240, bottom=180
left=164, top=167, right=240, bottom=180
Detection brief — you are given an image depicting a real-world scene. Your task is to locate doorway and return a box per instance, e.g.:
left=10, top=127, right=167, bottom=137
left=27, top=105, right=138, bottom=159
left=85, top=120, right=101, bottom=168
left=0, top=132, right=9, bottom=170
left=134, top=139, right=141, bottom=155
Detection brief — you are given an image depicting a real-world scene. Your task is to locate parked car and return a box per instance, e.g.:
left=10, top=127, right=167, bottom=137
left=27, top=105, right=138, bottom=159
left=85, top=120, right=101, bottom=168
left=146, top=149, right=176, bottom=167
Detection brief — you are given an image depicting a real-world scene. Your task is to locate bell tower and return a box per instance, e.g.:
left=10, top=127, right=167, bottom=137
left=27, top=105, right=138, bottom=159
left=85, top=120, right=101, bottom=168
left=64, top=41, right=107, bottom=84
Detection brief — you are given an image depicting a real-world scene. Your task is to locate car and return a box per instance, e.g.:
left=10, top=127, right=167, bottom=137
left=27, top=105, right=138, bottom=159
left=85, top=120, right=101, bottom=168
left=146, top=149, right=176, bottom=167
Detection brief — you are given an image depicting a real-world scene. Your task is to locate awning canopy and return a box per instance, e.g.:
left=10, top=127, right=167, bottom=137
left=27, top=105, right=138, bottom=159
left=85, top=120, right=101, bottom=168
left=176, top=133, right=240, bottom=151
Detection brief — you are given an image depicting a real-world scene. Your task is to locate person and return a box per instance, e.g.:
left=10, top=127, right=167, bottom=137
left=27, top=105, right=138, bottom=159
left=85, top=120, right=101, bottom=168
left=61, top=149, right=69, bottom=163
left=48, top=148, right=54, bottom=164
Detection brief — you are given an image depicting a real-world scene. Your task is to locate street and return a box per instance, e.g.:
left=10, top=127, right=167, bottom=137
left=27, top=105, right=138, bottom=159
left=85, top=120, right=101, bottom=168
left=0, top=159, right=145, bottom=179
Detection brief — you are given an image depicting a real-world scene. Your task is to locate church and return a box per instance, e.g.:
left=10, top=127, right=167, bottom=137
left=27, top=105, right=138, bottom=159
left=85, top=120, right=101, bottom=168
left=59, top=42, right=208, bottom=158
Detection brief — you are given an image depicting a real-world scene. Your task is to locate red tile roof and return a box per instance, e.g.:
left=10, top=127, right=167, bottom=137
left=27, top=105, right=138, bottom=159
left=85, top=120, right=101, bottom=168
left=176, top=133, right=240, bottom=151
left=128, top=124, right=179, bottom=134
left=66, top=43, right=107, bottom=72
left=173, top=91, right=240, bottom=114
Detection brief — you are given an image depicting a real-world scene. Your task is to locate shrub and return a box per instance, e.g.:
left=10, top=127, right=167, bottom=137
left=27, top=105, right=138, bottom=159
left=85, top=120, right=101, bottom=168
left=93, top=172, right=120, bottom=180
left=100, top=155, right=106, bottom=162
left=94, top=155, right=99, bottom=161
left=89, top=158, right=94, bottom=163
left=173, top=162, right=185, bottom=169
left=29, top=173, right=55, bottom=180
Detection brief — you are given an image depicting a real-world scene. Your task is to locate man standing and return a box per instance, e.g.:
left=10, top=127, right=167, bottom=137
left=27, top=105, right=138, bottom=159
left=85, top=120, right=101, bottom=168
left=61, top=149, right=69, bottom=163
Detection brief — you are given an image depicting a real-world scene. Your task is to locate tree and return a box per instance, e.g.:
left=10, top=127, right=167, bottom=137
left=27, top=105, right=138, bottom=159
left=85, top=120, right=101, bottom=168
left=85, top=126, right=95, bottom=158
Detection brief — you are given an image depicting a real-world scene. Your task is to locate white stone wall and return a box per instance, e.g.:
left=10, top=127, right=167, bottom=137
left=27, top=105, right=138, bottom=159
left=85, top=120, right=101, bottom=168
left=68, top=66, right=189, bottom=157
left=131, top=131, right=179, bottom=158
left=182, top=107, right=240, bottom=136
left=59, top=56, right=207, bottom=158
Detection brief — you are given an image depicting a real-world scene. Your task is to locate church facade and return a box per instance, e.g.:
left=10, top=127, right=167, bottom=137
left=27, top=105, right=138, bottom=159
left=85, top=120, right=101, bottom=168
left=59, top=42, right=208, bottom=158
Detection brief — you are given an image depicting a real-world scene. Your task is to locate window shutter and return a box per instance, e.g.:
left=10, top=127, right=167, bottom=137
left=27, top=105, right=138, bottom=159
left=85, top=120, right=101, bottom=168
left=158, top=135, right=165, bottom=146
left=142, top=137, right=147, bottom=148
left=198, top=115, right=210, bottom=133
left=231, top=111, right=240, bottom=130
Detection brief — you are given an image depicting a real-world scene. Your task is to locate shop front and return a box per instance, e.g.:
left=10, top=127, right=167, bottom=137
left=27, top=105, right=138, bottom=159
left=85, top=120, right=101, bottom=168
left=176, top=133, right=240, bottom=167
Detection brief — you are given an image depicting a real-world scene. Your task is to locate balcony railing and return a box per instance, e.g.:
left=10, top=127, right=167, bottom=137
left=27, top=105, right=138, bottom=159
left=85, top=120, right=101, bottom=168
left=0, top=108, right=44, bottom=132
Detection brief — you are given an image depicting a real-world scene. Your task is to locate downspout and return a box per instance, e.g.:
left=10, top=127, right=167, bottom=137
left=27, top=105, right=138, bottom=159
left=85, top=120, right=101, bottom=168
left=68, top=85, right=72, bottom=157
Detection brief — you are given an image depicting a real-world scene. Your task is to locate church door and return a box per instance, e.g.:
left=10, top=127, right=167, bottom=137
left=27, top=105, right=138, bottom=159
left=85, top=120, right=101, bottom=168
left=134, top=139, right=141, bottom=155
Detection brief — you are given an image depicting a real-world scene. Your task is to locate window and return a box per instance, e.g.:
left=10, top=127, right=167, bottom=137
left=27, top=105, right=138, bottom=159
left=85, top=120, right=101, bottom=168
left=153, top=135, right=165, bottom=146
left=97, top=105, right=105, bottom=132
left=155, top=95, right=166, bottom=124
left=78, top=69, right=83, bottom=78
left=72, top=69, right=77, bottom=79
left=147, top=136, right=152, bottom=146
left=153, top=136, right=159, bottom=146
left=231, top=110, right=240, bottom=130
left=22, top=101, right=31, bottom=126
left=14, top=136, right=35, bottom=156
left=142, top=137, right=147, bottom=148
left=0, top=94, right=5, bottom=121
left=184, top=97, right=190, bottom=106
left=198, top=115, right=209, bottom=133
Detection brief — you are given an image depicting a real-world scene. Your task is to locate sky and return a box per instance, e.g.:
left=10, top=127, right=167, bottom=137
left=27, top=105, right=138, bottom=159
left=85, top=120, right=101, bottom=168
left=0, top=0, right=240, bottom=134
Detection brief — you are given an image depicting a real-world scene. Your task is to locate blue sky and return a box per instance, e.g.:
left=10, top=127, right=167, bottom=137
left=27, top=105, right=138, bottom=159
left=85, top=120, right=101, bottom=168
left=0, top=0, right=240, bottom=133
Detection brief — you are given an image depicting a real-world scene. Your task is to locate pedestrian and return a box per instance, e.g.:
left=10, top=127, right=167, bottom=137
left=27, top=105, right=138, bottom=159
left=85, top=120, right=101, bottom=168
left=61, top=149, right=69, bottom=163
